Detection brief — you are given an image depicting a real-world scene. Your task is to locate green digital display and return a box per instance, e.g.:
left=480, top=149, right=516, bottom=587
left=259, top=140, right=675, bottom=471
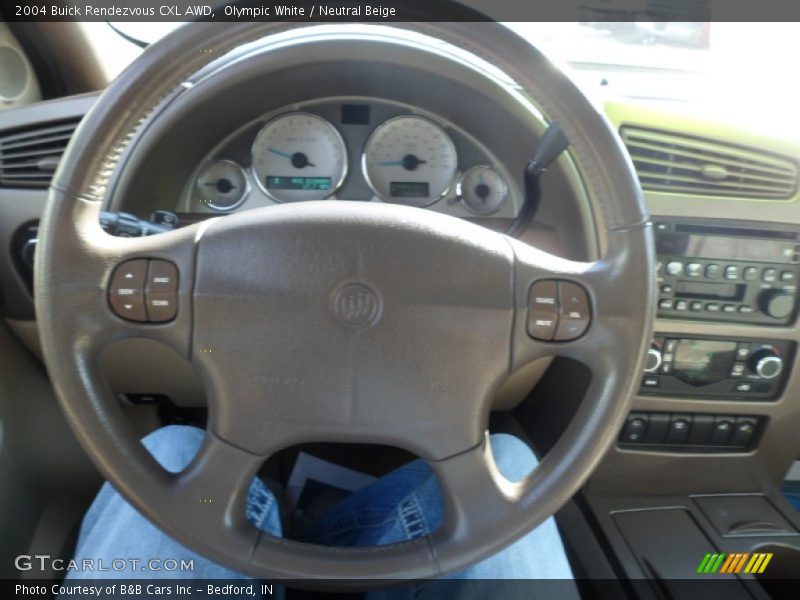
left=390, top=181, right=429, bottom=198
left=266, top=176, right=332, bottom=191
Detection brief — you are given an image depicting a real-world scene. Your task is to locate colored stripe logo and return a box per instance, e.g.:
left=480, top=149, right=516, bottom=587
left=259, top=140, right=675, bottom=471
left=697, top=552, right=773, bottom=574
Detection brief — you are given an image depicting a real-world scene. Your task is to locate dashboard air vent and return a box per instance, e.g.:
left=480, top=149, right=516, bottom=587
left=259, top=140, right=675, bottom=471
left=621, top=126, right=798, bottom=200
left=0, top=118, right=81, bottom=189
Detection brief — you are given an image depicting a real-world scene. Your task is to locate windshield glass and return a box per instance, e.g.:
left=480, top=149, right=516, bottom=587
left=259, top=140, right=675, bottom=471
left=82, top=21, right=798, bottom=123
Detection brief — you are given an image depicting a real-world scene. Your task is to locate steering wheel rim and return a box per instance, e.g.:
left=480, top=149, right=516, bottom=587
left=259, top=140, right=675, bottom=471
left=35, top=22, right=654, bottom=585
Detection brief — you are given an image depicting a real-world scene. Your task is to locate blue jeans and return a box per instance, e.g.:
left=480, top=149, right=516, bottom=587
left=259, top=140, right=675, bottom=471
left=67, top=425, right=575, bottom=592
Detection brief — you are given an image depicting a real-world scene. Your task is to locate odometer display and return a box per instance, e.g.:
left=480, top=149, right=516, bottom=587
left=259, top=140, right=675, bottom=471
left=390, top=181, right=429, bottom=198
left=266, top=176, right=332, bottom=191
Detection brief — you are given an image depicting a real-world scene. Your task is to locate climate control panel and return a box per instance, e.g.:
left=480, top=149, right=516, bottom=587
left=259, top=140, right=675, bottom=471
left=640, top=335, right=793, bottom=400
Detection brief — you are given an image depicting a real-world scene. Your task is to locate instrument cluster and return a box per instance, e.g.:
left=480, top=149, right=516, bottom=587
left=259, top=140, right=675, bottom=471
left=185, top=99, right=521, bottom=220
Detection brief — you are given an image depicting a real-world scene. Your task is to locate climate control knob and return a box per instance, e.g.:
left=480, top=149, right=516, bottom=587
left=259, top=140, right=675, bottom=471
left=644, top=347, right=662, bottom=373
left=749, top=348, right=784, bottom=380
left=760, top=290, right=794, bottom=319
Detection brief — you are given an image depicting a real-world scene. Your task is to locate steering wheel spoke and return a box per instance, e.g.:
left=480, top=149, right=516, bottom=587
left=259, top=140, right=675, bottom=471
left=37, top=190, right=200, bottom=358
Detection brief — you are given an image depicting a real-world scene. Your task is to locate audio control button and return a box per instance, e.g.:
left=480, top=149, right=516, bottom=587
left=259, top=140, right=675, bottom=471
left=528, top=280, right=558, bottom=341
left=706, top=302, right=720, bottom=312
left=705, top=264, right=721, bottom=279
left=686, top=263, right=702, bottom=277
left=659, top=299, right=673, bottom=309
left=674, top=300, right=688, bottom=311
left=108, top=259, right=147, bottom=322
left=762, top=268, right=777, bottom=282
left=724, top=265, right=739, bottom=280
left=690, top=301, right=703, bottom=311
left=666, top=261, right=683, bottom=276
left=743, top=267, right=759, bottom=281
left=554, top=281, right=591, bottom=341
left=760, top=290, right=794, bottom=319
left=781, top=270, right=795, bottom=282
left=749, top=348, right=783, bottom=380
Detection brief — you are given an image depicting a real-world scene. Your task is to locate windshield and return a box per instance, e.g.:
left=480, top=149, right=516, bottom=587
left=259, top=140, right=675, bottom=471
left=81, top=21, right=798, bottom=123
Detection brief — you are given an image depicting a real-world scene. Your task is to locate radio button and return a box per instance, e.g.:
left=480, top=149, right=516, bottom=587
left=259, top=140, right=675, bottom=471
left=690, top=301, right=703, bottom=311
left=705, top=264, right=722, bottom=279
left=724, top=265, right=740, bottom=280
left=722, top=304, right=736, bottom=313
left=660, top=284, right=674, bottom=293
left=659, top=299, right=674, bottom=309
left=705, top=302, right=720, bottom=312
left=686, top=263, right=703, bottom=277
left=762, top=268, right=777, bottom=282
left=666, top=261, right=683, bottom=276
left=739, top=305, right=754, bottom=314
left=674, top=300, right=688, bottom=311
left=781, top=270, right=795, bottom=282
left=760, top=290, right=794, bottom=319
left=743, top=267, right=759, bottom=281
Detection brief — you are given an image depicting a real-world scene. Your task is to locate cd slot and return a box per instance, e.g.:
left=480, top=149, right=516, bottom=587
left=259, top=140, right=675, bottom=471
left=675, top=281, right=745, bottom=302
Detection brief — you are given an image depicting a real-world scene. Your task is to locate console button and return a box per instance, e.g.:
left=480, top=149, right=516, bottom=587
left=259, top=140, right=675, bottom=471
left=145, top=293, right=177, bottom=323
left=686, top=263, right=702, bottom=277
left=146, top=260, right=178, bottom=292
left=660, top=284, right=674, bottom=293
left=659, top=299, right=673, bottom=310
left=554, top=281, right=591, bottom=341
left=687, top=415, right=714, bottom=445
left=666, top=414, right=692, bottom=444
left=762, top=268, right=777, bottom=282
left=674, top=300, right=688, bottom=311
left=739, top=305, right=754, bottom=314
left=706, top=302, right=720, bottom=312
left=743, top=267, right=759, bottom=281
left=781, top=270, right=795, bottom=282
left=724, top=265, right=739, bottom=280
left=644, top=413, right=670, bottom=444
left=705, top=264, right=721, bottom=279
left=722, top=304, right=736, bottom=313
left=666, top=261, right=683, bottom=276
left=730, top=417, right=758, bottom=447
left=108, top=259, right=147, bottom=322
left=528, top=280, right=558, bottom=340
left=690, top=301, right=704, bottom=311
left=621, top=414, right=648, bottom=443
left=709, top=416, right=736, bottom=446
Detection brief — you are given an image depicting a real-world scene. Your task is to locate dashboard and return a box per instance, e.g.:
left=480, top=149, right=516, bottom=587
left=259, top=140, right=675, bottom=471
left=184, top=98, right=521, bottom=219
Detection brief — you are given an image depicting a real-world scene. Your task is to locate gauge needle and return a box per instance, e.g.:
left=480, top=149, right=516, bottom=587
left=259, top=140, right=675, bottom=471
left=377, top=160, right=404, bottom=166
left=268, top=147, right=292, bottom=159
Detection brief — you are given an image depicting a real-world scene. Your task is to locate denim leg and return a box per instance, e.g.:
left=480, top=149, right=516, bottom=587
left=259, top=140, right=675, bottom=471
left=67, top=425, right=280, bottom=580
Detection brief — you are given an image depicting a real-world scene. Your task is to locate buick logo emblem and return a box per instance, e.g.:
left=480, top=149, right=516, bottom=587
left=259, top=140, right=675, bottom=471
left=330, top=283, right=381, bottom=329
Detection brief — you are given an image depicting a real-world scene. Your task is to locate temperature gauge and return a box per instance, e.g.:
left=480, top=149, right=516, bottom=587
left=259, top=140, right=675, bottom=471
left=196, top=160, right=249, bottom=211
left=457, top=165, right=508, bottom=215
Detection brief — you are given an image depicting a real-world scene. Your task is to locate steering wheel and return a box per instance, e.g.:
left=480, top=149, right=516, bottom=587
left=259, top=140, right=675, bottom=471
left=35, top=22, right=653, bottom=584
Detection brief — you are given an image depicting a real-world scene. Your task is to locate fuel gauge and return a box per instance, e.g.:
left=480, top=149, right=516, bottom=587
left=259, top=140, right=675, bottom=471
left=196, top=160, right=249, bottom=211
left=457, top=165, right=508, bottom=215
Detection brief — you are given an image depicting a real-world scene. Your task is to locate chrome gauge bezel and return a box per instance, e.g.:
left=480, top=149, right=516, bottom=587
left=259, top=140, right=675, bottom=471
left=250, top=111, right=349, bottom=204
left=456, top=164, right=509, bottom=216
left=361, top=115, right=458, bottom=208
left=195, top=159, right=251, bottom=212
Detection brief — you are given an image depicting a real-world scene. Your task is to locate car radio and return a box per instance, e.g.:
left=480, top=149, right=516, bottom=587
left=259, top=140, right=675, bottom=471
left=654, top=219, right=800, bottom=325
left=640, top=335, right=794, bottom=400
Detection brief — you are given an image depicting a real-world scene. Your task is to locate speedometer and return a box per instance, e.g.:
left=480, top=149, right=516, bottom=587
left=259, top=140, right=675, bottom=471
left=251, top=112, right=347, bottom=203
left=362, top=116, right=457, bottom=207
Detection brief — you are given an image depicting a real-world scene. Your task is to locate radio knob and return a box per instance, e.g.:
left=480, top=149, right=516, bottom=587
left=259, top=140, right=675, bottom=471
left=749, top=349, right=784, bottom=380
left=644, top=347, right=662, bottom=373
left=760, top=290, right=794, bottom=319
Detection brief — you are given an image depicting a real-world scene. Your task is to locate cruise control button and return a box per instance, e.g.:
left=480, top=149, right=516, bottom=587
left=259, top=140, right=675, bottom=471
left=108, top=259, right=147, bottom=322
left=528, top=280, right=558, bottom=341
left=554, top=281, right=591, bottom=341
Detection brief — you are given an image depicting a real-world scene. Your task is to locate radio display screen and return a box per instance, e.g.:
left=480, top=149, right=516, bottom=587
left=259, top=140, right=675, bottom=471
left=673, top=339, right=737, bottom=386
left=657, top=233, right=797, bottom=264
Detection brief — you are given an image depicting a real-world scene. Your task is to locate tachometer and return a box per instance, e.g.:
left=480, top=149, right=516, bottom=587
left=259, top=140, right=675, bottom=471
left=457, top=165, right=508, bottom=215
left=251, top=112, right=347, bottom=203
left=362, top=116, right=457, bottom=207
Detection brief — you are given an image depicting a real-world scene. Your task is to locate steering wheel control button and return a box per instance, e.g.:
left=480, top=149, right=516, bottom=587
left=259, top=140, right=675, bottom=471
left=108, top=259, right=147, bottom=322
left=554, top=281, right=591, bottom=341
left=145, top=260, right=179, bottom=322
left=527, top=280, right=559, bottom=340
